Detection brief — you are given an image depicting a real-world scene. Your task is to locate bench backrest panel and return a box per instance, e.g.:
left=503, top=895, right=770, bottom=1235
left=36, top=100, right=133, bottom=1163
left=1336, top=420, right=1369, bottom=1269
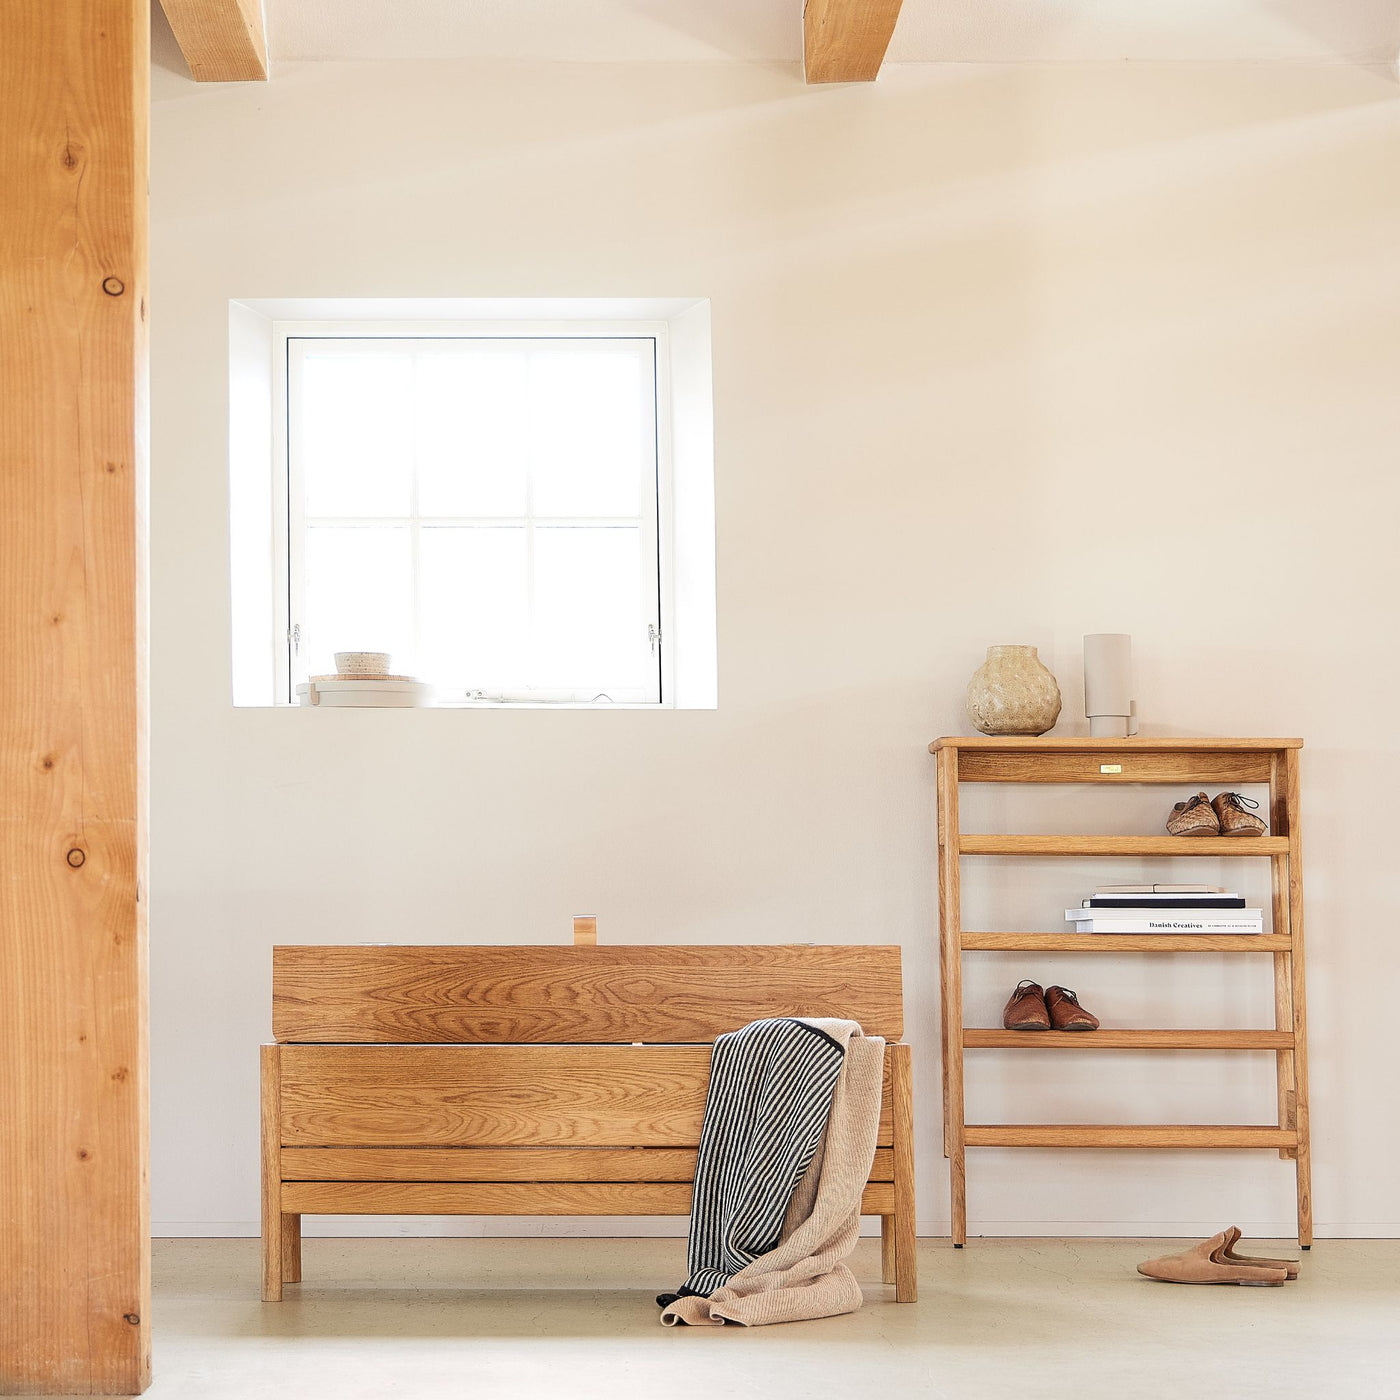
left=277, top=1044, right=895, bottom=1147
left=273, top=945, right=903, bottom=1043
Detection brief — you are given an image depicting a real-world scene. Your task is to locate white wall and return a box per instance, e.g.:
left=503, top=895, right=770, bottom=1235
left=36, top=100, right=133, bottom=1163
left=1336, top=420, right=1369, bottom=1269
left=150, top=57, right=1400, bottom=1238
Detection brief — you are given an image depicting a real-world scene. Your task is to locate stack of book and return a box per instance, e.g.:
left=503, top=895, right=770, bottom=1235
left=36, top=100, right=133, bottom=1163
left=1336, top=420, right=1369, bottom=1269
left=1066, top=884, right=1264, bottom=935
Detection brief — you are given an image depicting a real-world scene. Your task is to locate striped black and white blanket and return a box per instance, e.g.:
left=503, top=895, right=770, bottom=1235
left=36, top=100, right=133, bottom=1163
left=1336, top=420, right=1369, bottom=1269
left=658, top=1017, right=848, bottom=1306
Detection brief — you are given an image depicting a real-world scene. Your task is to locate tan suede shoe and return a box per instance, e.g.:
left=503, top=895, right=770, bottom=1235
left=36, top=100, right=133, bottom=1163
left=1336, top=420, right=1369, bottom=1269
left=1167, top=791, right=1220, bottom=836
left=1213, top=791, right=1267, bottom=837
left=1045, top=985, right=1099, bottom=1031
left=1002, top=979, right=1050, bottom=1031
left=1218, top=1225, right=1299, bottom=1279
left=1138, top=1230, right=1288, bottom=1286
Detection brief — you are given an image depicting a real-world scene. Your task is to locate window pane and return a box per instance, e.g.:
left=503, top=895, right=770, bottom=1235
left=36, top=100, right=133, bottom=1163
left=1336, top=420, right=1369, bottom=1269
left=531, top=526, right=649, bottom=691
left=528, top=348, right=648, bottom=517
left=415, top=350, right=529, bottom=517
left=418, top=527, right=527, bottom=691
left=299, top=351, right=413, bottom=516
left=304, top=525, right=414, bottom=676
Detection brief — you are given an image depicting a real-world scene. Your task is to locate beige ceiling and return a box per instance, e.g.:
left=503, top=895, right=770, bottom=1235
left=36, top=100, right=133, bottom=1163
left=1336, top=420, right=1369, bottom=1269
left=260, top=0, right=1400, bottom=65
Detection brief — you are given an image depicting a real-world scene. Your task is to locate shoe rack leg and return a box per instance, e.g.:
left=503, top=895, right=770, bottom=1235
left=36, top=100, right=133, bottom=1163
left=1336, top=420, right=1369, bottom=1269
left=880, top=1215, right=896, bottom=1285
left=1268, top=759, right=1297, bottom=1162
left=939, top=901, right=951, bottom=1161
left=1283, top=749, right=1313, bottom=1247
left=937, top=749, right=966, bottom=1247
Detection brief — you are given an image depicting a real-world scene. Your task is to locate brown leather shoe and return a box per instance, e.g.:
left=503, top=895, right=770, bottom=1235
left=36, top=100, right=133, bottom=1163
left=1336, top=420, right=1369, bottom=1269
left=1045, top=985, right=1099, bottom=1031
left=1166, top=791, right=1220, bottom=836
left=1212, top=791, right=1266, bottom=837
left=1003, top=979, right=1050, bottom=1031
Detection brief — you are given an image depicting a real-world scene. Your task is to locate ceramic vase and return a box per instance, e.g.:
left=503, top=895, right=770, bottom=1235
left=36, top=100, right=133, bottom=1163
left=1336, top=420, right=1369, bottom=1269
left=965, top=645, right=1062, bottom=736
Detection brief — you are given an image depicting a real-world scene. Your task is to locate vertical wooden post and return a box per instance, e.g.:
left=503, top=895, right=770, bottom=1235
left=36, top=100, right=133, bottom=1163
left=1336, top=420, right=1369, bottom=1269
left=889, top=1042, right=918, bottom=1302
left=572, top=915, right=598, bottom=946
left=0, top=0, right=150, bottom=1392
left=1283, top=749, right=1313, bottom=1247
left=936, top=749, right=967, bottom=1247
left=1268, top=754, right=1297, bottom=1162
left=879, top=1214, right=897, bottom=1285
left=261, top=1045, right=286, bottom=1302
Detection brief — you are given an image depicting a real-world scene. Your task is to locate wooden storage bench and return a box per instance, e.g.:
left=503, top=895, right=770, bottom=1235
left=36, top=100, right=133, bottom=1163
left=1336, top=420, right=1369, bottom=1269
left=261, top=942, right=916, bottom=1301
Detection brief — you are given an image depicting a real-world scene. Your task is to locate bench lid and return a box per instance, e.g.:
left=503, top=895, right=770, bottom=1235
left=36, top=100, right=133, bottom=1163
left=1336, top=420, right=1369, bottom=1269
left=273, top=944, right=903, bottom=1044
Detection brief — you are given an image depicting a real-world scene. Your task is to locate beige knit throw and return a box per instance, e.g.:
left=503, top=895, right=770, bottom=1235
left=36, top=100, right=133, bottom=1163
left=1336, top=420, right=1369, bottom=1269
left=661, top=1019, right=886, bottom=1327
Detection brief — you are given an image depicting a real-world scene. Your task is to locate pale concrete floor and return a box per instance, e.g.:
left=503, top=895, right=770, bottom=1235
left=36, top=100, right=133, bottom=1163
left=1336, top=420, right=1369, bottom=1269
left=37, top=1236, right=1400, bottom=1399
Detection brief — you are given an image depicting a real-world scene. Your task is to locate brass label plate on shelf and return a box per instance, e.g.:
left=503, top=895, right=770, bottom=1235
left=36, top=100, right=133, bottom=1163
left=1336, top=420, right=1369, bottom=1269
left=1100, top=764, right=1123, bottom=773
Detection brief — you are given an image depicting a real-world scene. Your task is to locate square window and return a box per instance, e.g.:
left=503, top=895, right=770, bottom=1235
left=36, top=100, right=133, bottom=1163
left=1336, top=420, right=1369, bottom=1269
left=284, top=332, right=663, bottom=703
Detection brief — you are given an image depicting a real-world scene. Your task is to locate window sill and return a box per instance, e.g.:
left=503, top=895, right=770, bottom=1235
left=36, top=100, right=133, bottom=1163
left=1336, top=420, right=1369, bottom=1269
left=267, top=697, right=679, bottom=710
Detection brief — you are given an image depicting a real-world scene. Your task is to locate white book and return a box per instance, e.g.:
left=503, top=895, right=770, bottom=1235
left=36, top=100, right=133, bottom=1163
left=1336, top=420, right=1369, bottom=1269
left=1094, top=884, right=1228, bottom=894
left=1071, top=918, right=1264, bottom=934
left=1065, top=908, right=1259, bottom=923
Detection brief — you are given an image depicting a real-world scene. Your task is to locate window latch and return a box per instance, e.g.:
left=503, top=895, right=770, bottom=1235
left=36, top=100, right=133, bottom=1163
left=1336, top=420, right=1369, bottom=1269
left=288, top=622, right=301, bottom=654
left=648, top=623, right=662, bottom=655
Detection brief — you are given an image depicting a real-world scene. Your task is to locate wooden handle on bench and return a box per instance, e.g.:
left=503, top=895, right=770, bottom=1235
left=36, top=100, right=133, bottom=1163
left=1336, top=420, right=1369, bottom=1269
left=572, top=916, right=597, bottom=947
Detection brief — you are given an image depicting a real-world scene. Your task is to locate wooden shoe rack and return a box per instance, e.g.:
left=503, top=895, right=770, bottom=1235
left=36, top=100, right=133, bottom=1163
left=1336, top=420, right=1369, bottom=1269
left=929, top=736, right=1312, bottom=1247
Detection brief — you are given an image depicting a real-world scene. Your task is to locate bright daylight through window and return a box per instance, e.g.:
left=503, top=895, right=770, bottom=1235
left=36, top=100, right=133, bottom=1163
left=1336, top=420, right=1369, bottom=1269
left=286, top=333, right=662, bottom=704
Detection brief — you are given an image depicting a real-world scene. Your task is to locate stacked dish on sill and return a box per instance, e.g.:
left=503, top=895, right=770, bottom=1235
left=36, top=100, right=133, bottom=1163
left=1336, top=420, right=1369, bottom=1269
left=295, top=651, right=432, bottom=708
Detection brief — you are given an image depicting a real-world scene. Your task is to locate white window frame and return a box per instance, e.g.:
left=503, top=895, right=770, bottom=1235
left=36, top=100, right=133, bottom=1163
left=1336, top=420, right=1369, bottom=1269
left=272, top=320, right=673, bottom=707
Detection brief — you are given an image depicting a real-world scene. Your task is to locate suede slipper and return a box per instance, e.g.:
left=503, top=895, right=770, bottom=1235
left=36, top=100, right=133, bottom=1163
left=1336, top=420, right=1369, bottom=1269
left=1217, top=1225, right=1300, bottom=1280
left=1137, top=1230, right=1288, bottom=1286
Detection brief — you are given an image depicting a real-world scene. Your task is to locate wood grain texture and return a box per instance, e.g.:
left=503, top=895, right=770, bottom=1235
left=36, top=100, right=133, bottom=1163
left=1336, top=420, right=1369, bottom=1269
left=278, top=1146, right=896, bottom=1183
left=157, top=0, right=266, bottom=81
left=280, top=1180, right=896, bottom=1216
left=264, top=943, right=911, bottom=1295
left=963, top=1030, right=1293, bottom=1050
left=260, top=1046, right=282, bottom=1301
left=273, top=945, right=903, bottom=1043
left=889, top=1042, right=917, bottom=1301
left=280, top=1214, right=301, bottom=1285
left=930, top=737, right=1303, bottom=752
left=1283, top=749, right=1313, bottom=1244
left=0, top=0, right=150, bottom=1390
left=960, top=834, right=1288, bottom=856
left=964, top=1125, right=1296, bottom=1149
left=961, top=932, right=1290, bottom=952
left=1269, top=752, right=1297, bottom=1163
left=803, top=0, right=904, bottom=83
left=935, top=748, right=966, bottom=1245
left=276, top=1045, right=895, bottom=1148
left=937, top=737, right=1310, bottom=1247
left=955, top=749, right=1272, bottom=785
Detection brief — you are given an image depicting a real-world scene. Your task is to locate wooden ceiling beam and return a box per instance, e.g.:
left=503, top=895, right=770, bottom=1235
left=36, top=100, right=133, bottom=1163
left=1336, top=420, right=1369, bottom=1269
left=159, top=0, right=267, bottom=81
left=803, top=0, right=904, bottom=83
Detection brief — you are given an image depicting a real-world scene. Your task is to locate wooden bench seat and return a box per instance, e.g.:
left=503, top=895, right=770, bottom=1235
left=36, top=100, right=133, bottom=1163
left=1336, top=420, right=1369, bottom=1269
left=261, top=941, right=916, bottom=1302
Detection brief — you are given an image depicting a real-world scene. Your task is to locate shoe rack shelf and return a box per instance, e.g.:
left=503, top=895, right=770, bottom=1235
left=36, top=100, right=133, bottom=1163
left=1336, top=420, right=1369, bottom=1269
left=929, top=735, right=1312, bottom=1248
left=964, top=932, right=1291, bottom=951
left=961, top=835, right=1290, bottom=855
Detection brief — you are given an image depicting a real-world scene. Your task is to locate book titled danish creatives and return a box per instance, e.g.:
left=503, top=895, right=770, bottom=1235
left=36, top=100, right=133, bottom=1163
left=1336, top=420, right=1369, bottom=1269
left=1068, top=885, right=1263, bottom=934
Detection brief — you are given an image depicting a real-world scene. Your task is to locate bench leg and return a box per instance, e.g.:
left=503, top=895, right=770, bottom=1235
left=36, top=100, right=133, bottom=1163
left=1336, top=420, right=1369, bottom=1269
left=880, top=1215, right=896, bottom=1285
left=891, top=1043, right=918, bottom=1302
left=261, top=1044, right=284, bottom=1301
left=281, top=1213, right=302, bottom=1284
left=262, top=1210, right=301, bottom=1299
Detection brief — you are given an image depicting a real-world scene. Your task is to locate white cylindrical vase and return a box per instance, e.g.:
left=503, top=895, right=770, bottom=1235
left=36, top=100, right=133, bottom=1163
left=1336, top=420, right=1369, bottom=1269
left=1084, top=633, right=1134, bottom=737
